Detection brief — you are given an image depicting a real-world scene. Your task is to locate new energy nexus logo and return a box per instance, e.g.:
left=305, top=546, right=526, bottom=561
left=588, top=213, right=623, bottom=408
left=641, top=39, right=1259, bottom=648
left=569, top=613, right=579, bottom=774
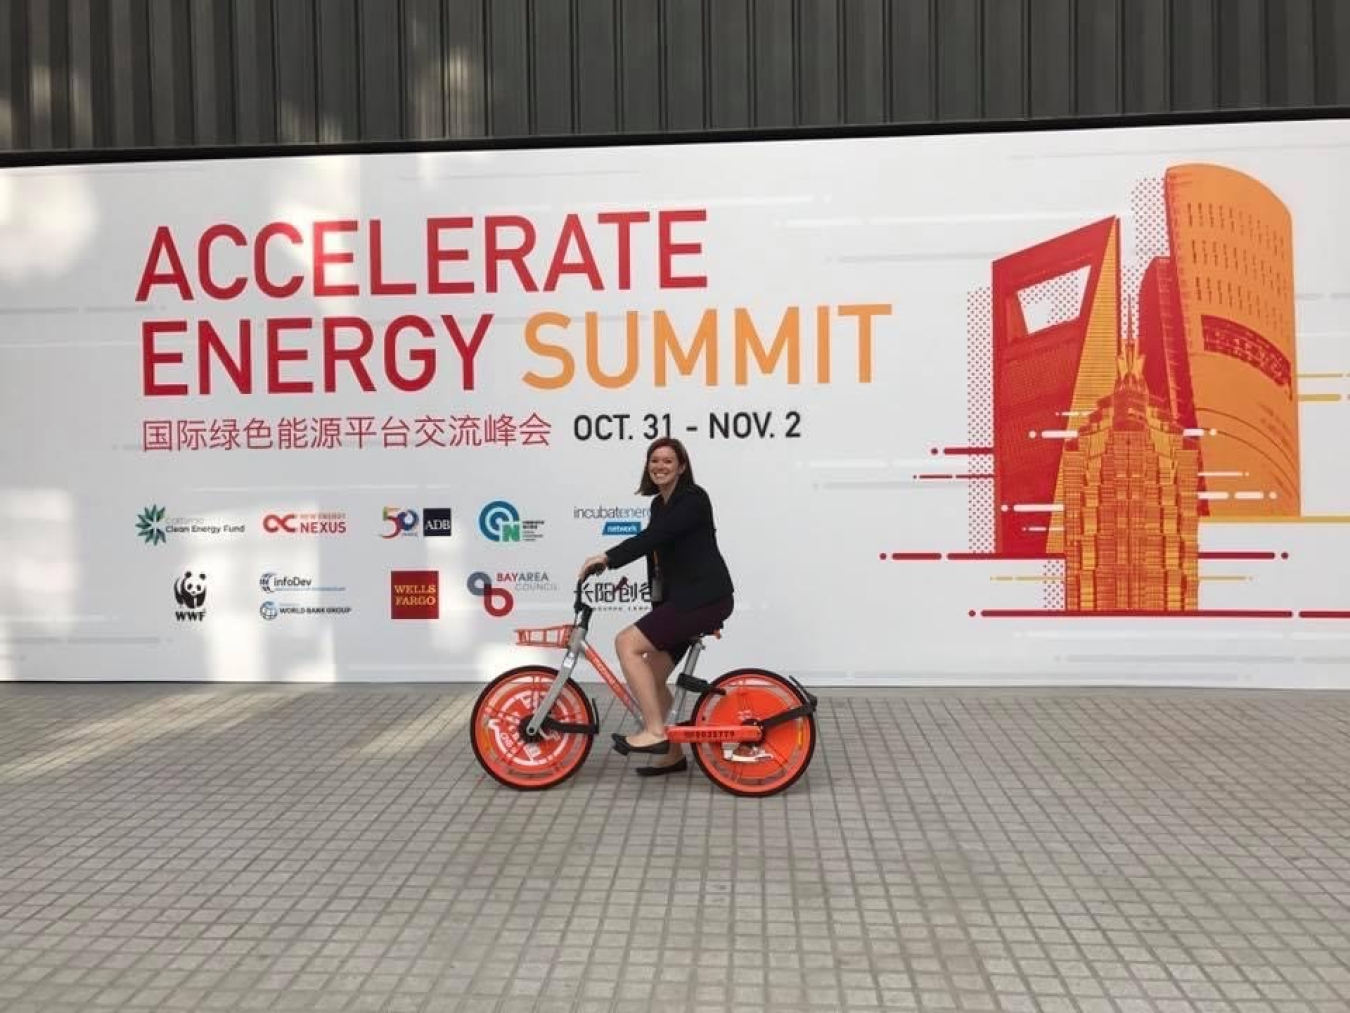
left=263, top=511, right=347, bottom=535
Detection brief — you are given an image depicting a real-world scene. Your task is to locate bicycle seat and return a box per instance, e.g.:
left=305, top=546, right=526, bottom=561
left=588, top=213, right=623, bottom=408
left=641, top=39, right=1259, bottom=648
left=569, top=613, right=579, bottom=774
left=691, top=625, right=722, bottom=642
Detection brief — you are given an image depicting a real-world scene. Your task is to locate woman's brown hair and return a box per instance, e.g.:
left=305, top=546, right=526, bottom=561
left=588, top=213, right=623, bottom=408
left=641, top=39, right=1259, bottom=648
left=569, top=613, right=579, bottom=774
left=635, top=437, right=694, bottom=495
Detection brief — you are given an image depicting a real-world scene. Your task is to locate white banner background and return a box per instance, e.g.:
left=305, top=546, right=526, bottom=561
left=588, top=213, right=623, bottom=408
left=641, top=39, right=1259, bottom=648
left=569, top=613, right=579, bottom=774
left=2, top=117, right=1348, bottom=686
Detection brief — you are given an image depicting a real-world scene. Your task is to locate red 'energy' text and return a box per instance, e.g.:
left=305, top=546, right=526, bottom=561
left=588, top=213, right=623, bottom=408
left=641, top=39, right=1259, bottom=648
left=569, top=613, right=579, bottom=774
left=137, top=208, right=711, bottom=396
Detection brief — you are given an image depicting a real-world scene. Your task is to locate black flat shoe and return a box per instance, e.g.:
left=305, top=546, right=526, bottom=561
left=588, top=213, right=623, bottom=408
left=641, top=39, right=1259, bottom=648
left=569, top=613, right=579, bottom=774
left=635, top=758, right=688, bottom=777
left=611, top=732, right=672, bottom=755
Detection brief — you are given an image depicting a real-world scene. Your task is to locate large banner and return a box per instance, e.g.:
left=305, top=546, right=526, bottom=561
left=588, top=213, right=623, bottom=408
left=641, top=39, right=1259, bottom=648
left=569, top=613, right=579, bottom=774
left=2, top=116, right=1349, bottom=686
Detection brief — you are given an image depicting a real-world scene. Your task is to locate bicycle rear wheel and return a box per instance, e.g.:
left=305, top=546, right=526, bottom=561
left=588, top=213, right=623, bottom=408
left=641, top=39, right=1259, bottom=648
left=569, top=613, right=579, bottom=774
left=470, top=666, right=596, bottom=790
left=688, top=668, right=817, bottom=797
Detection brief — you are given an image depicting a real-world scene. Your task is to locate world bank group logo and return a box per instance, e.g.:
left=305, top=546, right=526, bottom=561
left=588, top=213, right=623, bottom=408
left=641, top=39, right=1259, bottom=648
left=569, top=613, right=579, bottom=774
left=478, top=500, right=544, bottom=543
left=256, top=572, right=351, bottom=620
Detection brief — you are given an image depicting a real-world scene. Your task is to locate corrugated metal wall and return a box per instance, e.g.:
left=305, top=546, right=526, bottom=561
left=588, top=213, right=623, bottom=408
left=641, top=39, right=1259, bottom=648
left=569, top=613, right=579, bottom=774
left=2, top=0, right=1348, bottom=152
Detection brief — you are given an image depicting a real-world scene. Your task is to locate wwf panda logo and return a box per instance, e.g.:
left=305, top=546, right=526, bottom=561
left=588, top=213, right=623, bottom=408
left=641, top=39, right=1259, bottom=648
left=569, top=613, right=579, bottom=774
left=174, top=571, right=207, bottom=610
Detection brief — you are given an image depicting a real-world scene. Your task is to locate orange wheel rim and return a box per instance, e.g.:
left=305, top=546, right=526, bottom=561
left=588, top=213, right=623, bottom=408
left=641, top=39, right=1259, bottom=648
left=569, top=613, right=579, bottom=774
left=474, top=672, right=590, bottom=788
left=693, top=674, right=813, bottom=793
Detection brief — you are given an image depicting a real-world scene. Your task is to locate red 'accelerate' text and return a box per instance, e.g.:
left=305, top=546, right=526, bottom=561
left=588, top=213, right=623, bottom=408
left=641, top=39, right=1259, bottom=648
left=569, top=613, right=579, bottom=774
left=135, top=210, right=708, bottom=301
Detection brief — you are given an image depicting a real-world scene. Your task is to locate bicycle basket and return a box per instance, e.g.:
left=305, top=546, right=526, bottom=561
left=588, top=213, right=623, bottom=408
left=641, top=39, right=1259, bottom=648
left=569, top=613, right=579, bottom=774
left=514, top=625, right=574, bottom=649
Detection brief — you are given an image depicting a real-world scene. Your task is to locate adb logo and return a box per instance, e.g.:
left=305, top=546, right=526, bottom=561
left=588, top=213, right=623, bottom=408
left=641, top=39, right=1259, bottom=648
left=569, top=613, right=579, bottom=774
left=479, top=501, right=545, bottom=543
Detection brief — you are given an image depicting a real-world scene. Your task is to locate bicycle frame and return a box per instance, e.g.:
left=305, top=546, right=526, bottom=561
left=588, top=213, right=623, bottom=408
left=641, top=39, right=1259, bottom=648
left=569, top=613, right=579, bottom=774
left=514, top=571, right=766, bottom=744
left=516, top=620, right=640, bottom=737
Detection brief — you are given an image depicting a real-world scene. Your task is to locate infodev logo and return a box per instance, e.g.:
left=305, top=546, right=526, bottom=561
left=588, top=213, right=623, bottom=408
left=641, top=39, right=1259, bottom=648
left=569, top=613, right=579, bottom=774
left=603, top=521, right=642, bottom=537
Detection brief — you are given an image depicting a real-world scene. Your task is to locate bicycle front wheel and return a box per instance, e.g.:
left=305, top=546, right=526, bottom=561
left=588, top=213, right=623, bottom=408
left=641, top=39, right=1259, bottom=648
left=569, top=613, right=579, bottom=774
left=688, top=668, right=817, bottom=797
left=470, top=666, right=596, bottom=790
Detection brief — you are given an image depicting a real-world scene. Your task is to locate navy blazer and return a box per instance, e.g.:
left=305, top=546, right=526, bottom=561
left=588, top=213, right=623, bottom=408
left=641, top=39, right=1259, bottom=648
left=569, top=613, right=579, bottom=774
left=603, top=482, right=735, bottom=610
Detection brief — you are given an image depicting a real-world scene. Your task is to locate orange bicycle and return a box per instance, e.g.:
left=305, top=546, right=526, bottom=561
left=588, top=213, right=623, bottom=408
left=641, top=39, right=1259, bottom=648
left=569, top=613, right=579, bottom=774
left=470, top=566, right=818, bottom=797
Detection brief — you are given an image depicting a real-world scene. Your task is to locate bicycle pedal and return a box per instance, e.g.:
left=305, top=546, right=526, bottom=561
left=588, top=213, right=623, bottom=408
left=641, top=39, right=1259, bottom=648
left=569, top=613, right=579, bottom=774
left=676, top=673, right=720, bottom=694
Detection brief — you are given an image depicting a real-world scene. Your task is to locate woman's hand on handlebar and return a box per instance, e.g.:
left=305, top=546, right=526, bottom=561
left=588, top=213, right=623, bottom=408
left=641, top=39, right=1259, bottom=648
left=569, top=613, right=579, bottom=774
left=578, top=554, right=609, bottom=582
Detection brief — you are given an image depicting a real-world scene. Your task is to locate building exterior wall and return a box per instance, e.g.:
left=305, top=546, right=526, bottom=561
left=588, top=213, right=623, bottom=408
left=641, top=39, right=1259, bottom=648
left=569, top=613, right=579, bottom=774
left=2, top=0, right=1348, bottom=153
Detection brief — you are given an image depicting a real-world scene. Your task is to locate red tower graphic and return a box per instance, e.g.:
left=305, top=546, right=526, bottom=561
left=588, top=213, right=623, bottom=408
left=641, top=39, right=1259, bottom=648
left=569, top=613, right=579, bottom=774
left=1136, top=255, right=1197, bottom=433
left=992, top=217, right=1122, bottom=555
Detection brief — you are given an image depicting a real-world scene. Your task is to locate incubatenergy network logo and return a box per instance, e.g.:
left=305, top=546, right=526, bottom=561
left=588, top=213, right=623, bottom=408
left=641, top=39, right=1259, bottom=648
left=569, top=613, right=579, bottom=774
left=574, top=505, right=647, bottom=537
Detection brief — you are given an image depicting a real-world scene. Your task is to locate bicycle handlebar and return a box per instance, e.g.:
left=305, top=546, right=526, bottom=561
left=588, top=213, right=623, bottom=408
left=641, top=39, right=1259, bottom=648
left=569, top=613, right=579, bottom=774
left=573, top=566, right=627, bottom=629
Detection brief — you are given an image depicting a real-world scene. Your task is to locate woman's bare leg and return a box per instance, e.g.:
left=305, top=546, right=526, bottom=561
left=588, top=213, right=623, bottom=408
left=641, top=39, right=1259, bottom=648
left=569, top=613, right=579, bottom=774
left=614, top=626, right=666, bottom=744
left=646, top=650, right=683, bottom=766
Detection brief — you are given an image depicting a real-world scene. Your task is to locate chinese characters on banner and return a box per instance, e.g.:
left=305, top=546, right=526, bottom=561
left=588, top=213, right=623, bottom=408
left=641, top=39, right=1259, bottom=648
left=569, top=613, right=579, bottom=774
left=142, top=413, right=552, bottom=452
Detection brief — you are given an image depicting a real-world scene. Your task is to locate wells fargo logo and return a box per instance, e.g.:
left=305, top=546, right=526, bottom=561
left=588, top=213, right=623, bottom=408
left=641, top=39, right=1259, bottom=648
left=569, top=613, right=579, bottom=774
left=390, top=570, right=439, bottom=620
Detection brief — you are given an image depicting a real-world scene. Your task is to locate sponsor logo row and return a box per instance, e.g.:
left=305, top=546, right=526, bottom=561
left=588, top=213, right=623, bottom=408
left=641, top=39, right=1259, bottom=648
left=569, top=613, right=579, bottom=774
left=173, top=569, right=355, bottom=623
left=170, top=569, right=653, bottom=623
left=393, top=570, right=653, bottom=619
left=140, top=502, right=648, bottom=545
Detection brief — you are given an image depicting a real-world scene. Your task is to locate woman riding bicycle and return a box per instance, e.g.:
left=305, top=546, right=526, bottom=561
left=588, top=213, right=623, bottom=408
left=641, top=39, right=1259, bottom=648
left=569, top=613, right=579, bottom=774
left=578, top=437, right=735, bottom=775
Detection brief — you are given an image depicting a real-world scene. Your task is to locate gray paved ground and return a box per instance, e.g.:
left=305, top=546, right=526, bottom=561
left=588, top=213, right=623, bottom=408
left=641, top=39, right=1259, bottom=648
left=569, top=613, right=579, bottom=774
left=1, top=683, right=1349, bottom=1013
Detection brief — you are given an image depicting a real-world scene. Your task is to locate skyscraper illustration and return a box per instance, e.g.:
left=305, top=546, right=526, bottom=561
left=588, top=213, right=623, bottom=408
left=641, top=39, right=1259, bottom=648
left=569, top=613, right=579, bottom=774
left=983, top=162, right=1299, bottom=612
left=1062, top=329, right=1200, bottom=612
left=992, top=217, right=1122, bottom=556
left=1159, top=164, right=1300, bottom=514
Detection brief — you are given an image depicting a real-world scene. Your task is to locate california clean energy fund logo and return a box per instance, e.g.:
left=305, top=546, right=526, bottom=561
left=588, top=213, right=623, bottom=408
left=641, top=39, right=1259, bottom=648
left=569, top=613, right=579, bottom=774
left=137, top=505, right=244, bottom=545
left=137, top=505, right=168, bottom=545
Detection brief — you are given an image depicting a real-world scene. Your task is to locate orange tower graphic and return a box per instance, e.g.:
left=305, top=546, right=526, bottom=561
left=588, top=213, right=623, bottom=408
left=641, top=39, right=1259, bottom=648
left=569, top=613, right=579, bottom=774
left=1155, top=164, right=1300, bottom=514
left=1062, top=323, right=1201, bottom=612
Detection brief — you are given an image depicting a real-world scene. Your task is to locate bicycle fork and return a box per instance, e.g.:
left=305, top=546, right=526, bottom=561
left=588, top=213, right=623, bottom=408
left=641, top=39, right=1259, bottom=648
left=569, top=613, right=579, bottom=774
left=523, top=628, right=603, bottom=739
